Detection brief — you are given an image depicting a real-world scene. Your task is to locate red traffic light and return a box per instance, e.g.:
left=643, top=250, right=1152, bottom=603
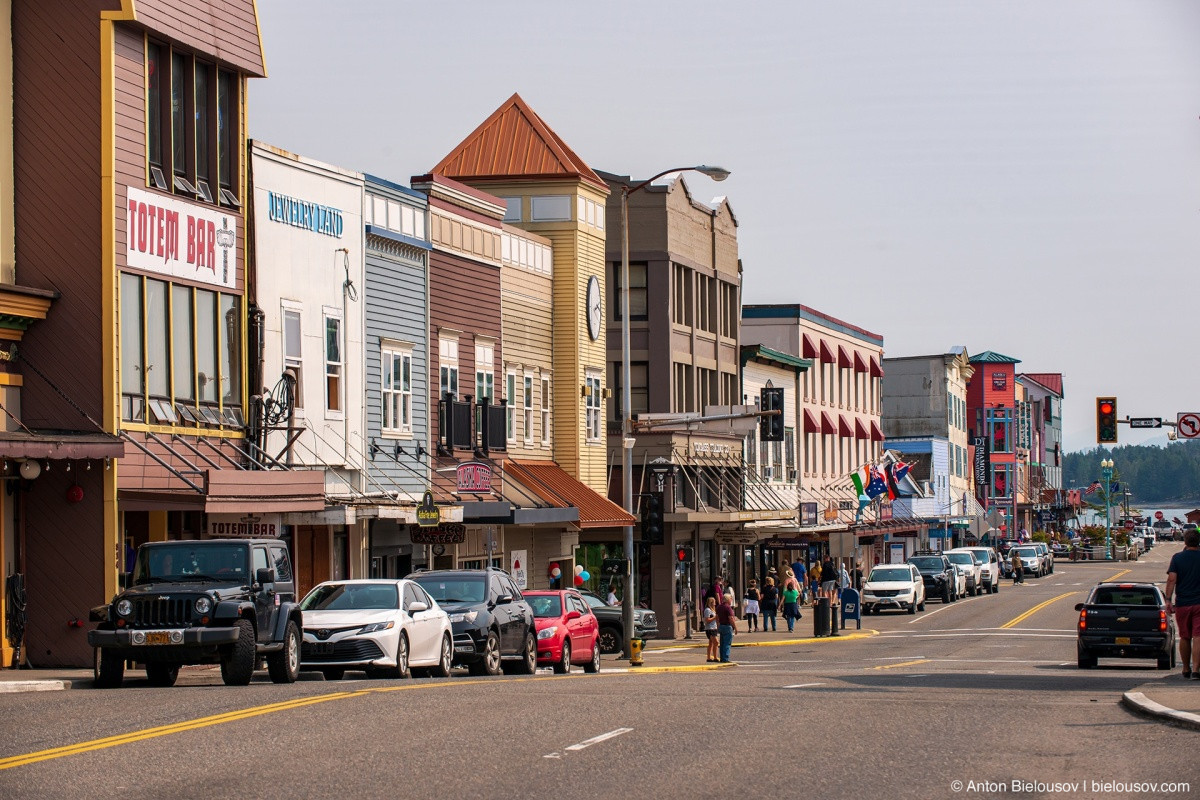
left=1099, top=401, right=1113, bottom=415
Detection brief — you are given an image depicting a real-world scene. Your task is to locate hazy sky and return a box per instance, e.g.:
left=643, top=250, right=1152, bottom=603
left=250, top=0, right=1200, bottom=455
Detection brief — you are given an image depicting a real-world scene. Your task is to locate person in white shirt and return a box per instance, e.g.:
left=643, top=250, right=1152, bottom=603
left=607, top=586, right=620, bottom=606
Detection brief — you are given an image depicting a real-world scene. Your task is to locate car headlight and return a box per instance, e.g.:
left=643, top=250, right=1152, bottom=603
left=194, top=597, right=212, bottom=614
left=448, top=611, right=478, bottom=624
left=116, top=599, right=132, bottom=617
left=359, top=621, right=395, bottom=634
left=537, top=627, right=557, bottom=640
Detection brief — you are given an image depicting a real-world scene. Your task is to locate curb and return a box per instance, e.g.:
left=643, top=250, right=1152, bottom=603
left=1120, top=691, right=1200, bottom=731
left=0, top=680, right=74, bottom=694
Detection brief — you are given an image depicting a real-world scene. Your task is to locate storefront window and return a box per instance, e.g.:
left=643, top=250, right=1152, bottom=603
left=120, top=274, right=144, bottom=421
left=171, top=285, right=194, bottom=401
left=196, top=290, right=218, bottom=404
left=145, top=280, right=169, bottom=398
left=221, top=294, right=241, bottom=411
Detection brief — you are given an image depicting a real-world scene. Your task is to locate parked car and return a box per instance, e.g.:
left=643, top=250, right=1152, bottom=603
left=908, top=553, right=961, bottom=603
left=523, top=589, right=601, bottom=674
left=861, top=564, right=925, bottom=615
left=953, top=546, right=1001, bottom=594
left=408, top=568, right=536, bottom=676
left=579, top=590, right=658, bottom=653
left=1033, top=542, right=1054, bottom=573
left=944, top=550, right=984, bottom=596
left=1011, top=545, right=1044, bottom=578
left=299, top=579, right=453, bottom=680
left=88, top=538, right=302, bottom=688
left=1076, top=582, right=1176, bottom=670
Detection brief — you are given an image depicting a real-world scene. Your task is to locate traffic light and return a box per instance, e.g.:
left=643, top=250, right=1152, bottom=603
left=1096, top=397, right=1118, bottom=444
left=676, top=545, right=693, bottom=563
left=640, top=493, right=664, bottom=546
left=760, top=386, right=785, bottom=442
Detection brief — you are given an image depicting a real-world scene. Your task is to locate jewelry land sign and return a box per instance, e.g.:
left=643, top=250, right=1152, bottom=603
left=415, top=491, right=440, bottom=528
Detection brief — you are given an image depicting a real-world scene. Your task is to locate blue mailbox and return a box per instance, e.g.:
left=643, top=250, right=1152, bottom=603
left=840, top=587, right=861, bottom=630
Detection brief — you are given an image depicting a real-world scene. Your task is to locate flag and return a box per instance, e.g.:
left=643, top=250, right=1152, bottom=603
left=849, top=464, right=870, bottom=499
left=865, top=465, right=888, bottom=499
left=1109, top=482, right=1120, bottom=494
left=1083, top=481, right=1101, bottom=496
left=885, top=461, right=913, bottom=499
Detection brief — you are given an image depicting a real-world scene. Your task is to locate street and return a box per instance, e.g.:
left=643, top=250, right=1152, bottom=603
left=1, top=545, right=1196, bottom=800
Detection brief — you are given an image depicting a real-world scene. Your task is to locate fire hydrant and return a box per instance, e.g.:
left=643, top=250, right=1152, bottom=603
left=629, top=637, right=645, bottom=667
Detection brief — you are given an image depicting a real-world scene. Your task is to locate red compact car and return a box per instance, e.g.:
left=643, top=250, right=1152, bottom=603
left=523, top=589, right=601, bottom=674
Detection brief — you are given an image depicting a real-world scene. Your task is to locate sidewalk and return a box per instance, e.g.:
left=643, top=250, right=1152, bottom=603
left=1121, top=673, right=1200, bottom=731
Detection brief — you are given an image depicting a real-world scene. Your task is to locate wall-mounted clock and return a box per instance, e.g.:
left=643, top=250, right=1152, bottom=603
left=586, top=275, right=601, bottom=341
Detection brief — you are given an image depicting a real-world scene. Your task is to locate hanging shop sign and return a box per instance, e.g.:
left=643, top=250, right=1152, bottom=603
left=714, top=530, right=758, bottom=546
left=126, top=186, right=237, bottom=290
left=205, top=513, right=282, bottom=539
left=456, top=461, right=493, bottom=494
left=415, top=491, right=440, bottom=528
left=800, top=502, right=818, bottom=527
left=408, top=523, right=467, bottom=545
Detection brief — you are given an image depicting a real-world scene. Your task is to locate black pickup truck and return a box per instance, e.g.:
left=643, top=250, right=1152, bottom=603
left=1075, top=582, right=1176, bottom=670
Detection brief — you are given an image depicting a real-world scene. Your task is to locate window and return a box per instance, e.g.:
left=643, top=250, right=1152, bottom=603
left=531, top=195, right=570, bottom=221
left=282, top=306, right=303, bottom=409
left=439, top=335, right=459, bottom=399
left=672, top=263, right=693, bottom=326
left=172, top=285, right=194, bottom=401
left=585, top=373, right=602, bottom=441
left=325, top=314, right=342, bottom=413
left=196, top=290, right=218, bottom=405
left=382, top=344, right=413, bottom=433
left=540, top=377, right=551, bottom=443
left=613, top=262, right=647, bottom=321
left=269, top=546, right=292, bottom=582
left=506, top=370, right=516, bottom=442
left=120, top=274, right=146, bottom=422
left=523, top=374, right=533, bottom=443
left=500, top=197, right=521, bottom=222
left=475, top=341, right=494, bottom=435
left=784, top=428, right=795, bottom=479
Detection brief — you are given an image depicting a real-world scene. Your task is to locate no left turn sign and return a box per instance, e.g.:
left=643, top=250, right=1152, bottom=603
left=1179, top=413, right=1200, bottom=439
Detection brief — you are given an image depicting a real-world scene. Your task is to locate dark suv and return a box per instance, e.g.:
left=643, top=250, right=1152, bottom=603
left=408, top=568, right=536, bottom=676
left=578, top=590, right=658, bottom=653
left=908, top=553, right=959, bottom=604
left=88, top=539, right=302, bottom=688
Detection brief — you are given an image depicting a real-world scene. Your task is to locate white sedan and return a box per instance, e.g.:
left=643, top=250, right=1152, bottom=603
left=300, top=579, right=453, bottom=681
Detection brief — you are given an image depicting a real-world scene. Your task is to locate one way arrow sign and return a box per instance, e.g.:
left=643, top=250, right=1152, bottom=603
left=1129, top=417, right=1162, bottom=429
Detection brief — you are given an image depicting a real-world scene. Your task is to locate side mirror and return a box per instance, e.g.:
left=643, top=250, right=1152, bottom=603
left=566, top=609, right=582, bottom=621
left=256, top=567, right=275, bottom=585
left=1074, top=603, right=1086, bottom=611
left=496, top=594, right=513, bottom=605
left=407, top=601, right=429, bottom=614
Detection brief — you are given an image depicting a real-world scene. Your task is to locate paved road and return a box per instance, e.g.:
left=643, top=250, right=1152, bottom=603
left=2, top=545, right=1197, bottom=800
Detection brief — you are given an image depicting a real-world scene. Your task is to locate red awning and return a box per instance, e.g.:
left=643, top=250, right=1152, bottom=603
left=803, top=409, right=821, bottom=433
left=838, top=345, right=851, bottom=369
left=802, top=334, right=817, bottom=359
left=870, top=420, right=884, bottom=442
left=855, top=418, right=869, bottom=439
left=819, top=340, right=835, bottom=363
left=838, top=415, right=853, bottom=437
left=821, top=412, right=837, bottom=434
left=854, top=352, right=868, bottom=373
left=869, top=356, right=883, bottom=378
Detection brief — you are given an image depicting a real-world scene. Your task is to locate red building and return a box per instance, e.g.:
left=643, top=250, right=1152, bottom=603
left=966, top=351, right=1024, bottom=535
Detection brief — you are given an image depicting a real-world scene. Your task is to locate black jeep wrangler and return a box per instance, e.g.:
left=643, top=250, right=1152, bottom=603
left=88, top=538, right=302, bottom=688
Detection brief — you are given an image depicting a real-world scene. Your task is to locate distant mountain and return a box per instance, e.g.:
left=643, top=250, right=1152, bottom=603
left=1064, top=439, right=1200, bottom=504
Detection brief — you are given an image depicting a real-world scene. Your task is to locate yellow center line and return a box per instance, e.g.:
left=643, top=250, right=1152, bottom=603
left=1104, top=568, right=1132, bottom=582
left=1000, top=591, right=1078, bottom=629
left=869, top=658, right=930, bottom=670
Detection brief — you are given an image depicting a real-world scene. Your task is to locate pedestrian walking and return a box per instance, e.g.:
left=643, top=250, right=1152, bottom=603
left=809, top=561, right=822, bottom=599
left=760, top=577, right=779, bottom=632
left=821, top=556, right=838, bottom=599
left=716, top=593, right=738, bottom=662
left=1010, top=548, right=1023, bottom=584
left=703, top=597, right=720, bottom=662
left=781, top=580, right=801, bottom=632
left=1165, top=528, right=1200, bottom=679
left=852, top=564, right=864, bottom=591
left=743, top=580, right=760, bottom=632
left=791, top=557, right=808, bottom=596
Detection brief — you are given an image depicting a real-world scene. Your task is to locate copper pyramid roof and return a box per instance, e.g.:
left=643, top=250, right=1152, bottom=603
left=431, top=93, right=608, bottom=193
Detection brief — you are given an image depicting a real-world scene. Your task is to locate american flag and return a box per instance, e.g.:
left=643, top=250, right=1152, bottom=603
left=1083, top=481, right=1101, bottom=496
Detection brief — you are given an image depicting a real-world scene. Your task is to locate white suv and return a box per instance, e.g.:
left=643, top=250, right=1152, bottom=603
left=861, top=564, right=926, bottom=615
left=952, top=546, right=1001, bottom=594
left=944, top=550, right=984, bottom=596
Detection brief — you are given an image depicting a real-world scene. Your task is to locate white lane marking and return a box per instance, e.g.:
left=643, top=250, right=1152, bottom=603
left=783, top=682, right=826, bottom=689
left=906, top=602, right=963, bottom=623
left=563, top=727, right=634, bottom=752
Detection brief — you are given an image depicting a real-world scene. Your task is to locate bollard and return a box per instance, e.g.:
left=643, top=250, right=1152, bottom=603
left=813, top=596, right=831, bottom=637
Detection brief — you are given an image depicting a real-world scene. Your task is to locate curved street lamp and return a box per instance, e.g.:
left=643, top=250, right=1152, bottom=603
left=620, top=164, right=730, bottom=658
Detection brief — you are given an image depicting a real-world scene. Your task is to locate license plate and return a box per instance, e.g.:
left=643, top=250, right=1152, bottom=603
left=312, top=643, right=334, bottom=655
left=145, top=632, right=170, bottom=646
left=1115, top=637, right=1131, bottom=645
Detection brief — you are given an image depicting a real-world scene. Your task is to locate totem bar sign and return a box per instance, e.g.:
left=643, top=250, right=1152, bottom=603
left=408, top=523, right=466, bottom=545
left=415, top=491, right=440, bottom=528
left=125, top=186, right=237, bottom=290
left=456, top=461, right=493, bottom=494
left=205, top=513, right=281, bottom=539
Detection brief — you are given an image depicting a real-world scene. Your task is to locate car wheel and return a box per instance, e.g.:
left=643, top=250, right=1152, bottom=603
left=907, top=600, right=917, bottom=615
left=390, top=634, right=411, bottom=679
left=1077, top=643, right=1097, bottom=669
left=1157, top=652, right=1173, bottom=670
left=469, top=630, right=502, bottom=676
left=145, top=661, right=180, bottom=687
left=321, top=668, right=345, bottom=681
left=93, top=648, right=125, bottom=689
left=267, top=620, right=301, bottom=684
left=598, top=626, right=621, bottom=655
left=583, top=638, right=601, bottom=674
left=553, top=641, right=571, bottom=674
left=918, top=598, right=926, bottom=612
left=516, top=631, right=537, bottom=675
left=430, top=634, right=453, bottom=679
left=992, top=581, right=999, bottom=594
left=220, top=618, right=257, bottom=686
left=942, top=585, right=951, bottom=604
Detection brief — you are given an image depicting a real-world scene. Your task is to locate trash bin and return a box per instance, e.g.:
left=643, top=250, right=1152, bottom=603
left=813, top=596, right=831, bottom=637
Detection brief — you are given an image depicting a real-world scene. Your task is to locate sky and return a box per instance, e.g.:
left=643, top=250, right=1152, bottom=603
left=249, top=0, right=1200, bottom=455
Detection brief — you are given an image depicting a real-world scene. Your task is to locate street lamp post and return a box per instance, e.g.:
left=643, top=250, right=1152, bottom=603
left=1101, top=458, right=1114, bottom=560
left=620, top=164, right=729, bottom=658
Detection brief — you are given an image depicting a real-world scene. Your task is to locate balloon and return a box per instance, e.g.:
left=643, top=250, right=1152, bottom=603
left=550, top=567, right=562, bottom=579
left=574, top=575, right=584, bottom=586
left=580, top=570, right=590, bottom=581
left=574, top=564, right=584, bottom=576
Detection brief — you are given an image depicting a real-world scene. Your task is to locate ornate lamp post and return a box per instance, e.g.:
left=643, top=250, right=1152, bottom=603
left=1101, top=458, right=1114, bottom=560
left=620, top=164, right=729, bottom=658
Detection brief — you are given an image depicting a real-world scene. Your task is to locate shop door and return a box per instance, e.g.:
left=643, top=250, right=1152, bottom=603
left=294, top=526, right=331, bottom=599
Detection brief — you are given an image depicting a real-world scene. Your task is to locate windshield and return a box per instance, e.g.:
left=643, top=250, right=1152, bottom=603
left=411, top=576, right=486, bottom=604
left=946, top=553, right=976, bottom=566
left=909, top=557, right=944, bottom=571
left=527, top=595, right=563, bottom=618
left=132, top=543, right=247, bottom=584
left=1015, top=547, right=1038, bottom=557
left=301, top=583, right=398, bottom=611
left=869, top=568, right=912, bottom=582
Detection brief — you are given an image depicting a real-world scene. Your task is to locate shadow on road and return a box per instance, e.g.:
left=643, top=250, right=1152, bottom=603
left=835, top=671, right=1161, bottom=694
